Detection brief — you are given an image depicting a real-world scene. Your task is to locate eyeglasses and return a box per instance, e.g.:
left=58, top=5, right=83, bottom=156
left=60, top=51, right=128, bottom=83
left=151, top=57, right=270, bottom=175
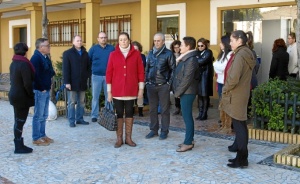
left=198, top=45, right=204, bottom=47
left=174, top=46, right=180, bottom=49
left=41, top=44, right=50, bottom=48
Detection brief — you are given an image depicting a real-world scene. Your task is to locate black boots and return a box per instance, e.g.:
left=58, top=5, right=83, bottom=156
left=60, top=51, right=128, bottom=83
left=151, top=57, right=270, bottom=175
left=138, top=107, right=144, bottom=117
left=173, top=107, right=181, bottom=115
left=14, top=137, right=33, bottom=154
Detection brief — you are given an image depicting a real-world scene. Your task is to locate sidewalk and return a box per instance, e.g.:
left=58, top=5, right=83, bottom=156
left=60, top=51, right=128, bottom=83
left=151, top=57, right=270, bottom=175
left=0, top=99, right=299, bottom=184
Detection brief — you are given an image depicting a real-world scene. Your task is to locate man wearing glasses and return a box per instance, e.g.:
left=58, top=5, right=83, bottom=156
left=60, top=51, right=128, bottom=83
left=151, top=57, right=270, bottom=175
left=88, top=32, right=115, bottom=123
left=30, top=38, right=55, bottom=146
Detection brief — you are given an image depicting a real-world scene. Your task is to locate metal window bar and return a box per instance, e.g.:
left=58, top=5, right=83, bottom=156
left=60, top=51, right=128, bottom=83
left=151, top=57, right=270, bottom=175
left=48, top=19, right=85, bottom=46
left=100, top=14, right=131, bottom=45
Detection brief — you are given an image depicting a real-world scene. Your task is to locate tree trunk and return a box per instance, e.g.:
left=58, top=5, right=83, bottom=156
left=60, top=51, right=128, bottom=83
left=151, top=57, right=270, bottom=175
left=42, top=0, right=48, bottom=39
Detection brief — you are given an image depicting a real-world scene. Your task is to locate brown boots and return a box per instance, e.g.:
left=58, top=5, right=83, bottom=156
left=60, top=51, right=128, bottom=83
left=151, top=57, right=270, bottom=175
left=114, top=118, right=124, bottom=148
left=218, top=110, right=232, bottom=134
left=114, top=118, right=136, bottom=148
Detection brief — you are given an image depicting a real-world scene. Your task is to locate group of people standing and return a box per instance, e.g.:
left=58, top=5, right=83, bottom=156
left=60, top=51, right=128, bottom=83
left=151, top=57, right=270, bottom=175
left=9, top=29, right=262, bottom=169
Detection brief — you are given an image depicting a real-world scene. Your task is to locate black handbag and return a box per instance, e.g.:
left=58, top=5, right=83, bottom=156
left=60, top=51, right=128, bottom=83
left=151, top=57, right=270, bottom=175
left=98, top=102, right=117, bottom=131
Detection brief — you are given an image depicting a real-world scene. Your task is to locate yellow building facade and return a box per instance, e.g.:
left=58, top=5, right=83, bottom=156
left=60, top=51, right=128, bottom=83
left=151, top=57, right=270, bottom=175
left=0, top=0, right=296, bottom=87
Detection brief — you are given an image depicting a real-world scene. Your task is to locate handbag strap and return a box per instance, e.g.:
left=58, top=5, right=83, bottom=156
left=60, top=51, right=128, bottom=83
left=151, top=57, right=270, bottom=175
left=105, top=101, right=114, bottom=110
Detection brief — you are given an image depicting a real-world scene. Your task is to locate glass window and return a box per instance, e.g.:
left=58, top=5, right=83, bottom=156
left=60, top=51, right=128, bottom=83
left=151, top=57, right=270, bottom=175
left=157, top=15, right=179, bottom=48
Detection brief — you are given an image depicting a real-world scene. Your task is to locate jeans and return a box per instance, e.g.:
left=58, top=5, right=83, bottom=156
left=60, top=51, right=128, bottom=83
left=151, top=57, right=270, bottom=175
left=68, top=91, right=86, bottom=124
left=91, top=74, right=107, bottom=119
left=32, top=90, right=50, bottom=141
left=181, top=94, right=196, bottom=145
left=217, top=83, right=223, bottom=99
left=147, top=84, right=170, bottom=134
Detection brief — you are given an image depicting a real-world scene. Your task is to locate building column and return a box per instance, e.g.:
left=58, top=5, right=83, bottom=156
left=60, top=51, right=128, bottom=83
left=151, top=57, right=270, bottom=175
left=140, top=0, right=157, bottom=52
left=81, top=0, right=101, bottom=50
left=24, top=3, right=42, bottom=55
left=0, top=13, right=2, bottom=72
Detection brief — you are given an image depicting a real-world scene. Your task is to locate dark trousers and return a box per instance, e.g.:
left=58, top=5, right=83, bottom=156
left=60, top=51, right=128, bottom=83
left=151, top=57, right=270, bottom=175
left=147, top=84, right=170, bottom=133
left=174, top=97, right=181, bottom=109
left=232, top=118, right=248, bottom=161
left=197, top=95, right=209, bottom=116
left=113, top=99, right=135, bottom=118
left=181, top=94, right=196, bottom=145
left=13, top=106, right=29, bottom=140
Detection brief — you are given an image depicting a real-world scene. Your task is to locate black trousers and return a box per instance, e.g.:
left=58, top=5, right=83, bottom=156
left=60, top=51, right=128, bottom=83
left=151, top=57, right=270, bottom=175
left=113, top=99, right=135, bottom=119
left=232, top=118, right=248, bottom=161
left=13, top=106, right=30, bottom=140
left=174, top=97, right=181, bottom=109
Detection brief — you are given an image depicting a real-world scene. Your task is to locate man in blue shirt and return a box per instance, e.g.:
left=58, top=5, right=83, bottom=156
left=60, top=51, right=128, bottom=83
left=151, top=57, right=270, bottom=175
left=88, top=32, right=115, bottom=122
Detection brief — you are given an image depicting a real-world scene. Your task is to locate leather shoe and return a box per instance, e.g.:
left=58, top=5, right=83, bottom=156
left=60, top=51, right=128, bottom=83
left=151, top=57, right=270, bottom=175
left=227, top=160, right=248, bottom=168
left=91, top=118, right=97, bottom=122
left=69, top=123, right=76, bottom=127
left=176, top=144, right=193, bottom=152
left=228, top=158, right=236, bottom=162
left=145, top=131, right=158, bottom=139
left=178, top=141, right=195, bottom=148
left=76, top=120, right=89, bottom=125
left=159, top=133, right=168, bottom=140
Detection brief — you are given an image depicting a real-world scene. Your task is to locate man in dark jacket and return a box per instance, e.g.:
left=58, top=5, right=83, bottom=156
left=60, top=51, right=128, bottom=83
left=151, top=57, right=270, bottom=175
left=31, top=38, right=55, bottom=146
left=63, top=35, right=91, bottom=127
left=145, top=32, right=176, bottom=140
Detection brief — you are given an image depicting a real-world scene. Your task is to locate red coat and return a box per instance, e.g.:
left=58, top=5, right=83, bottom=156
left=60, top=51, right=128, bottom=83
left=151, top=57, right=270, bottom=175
left=106, top=44, right=145, bottom=97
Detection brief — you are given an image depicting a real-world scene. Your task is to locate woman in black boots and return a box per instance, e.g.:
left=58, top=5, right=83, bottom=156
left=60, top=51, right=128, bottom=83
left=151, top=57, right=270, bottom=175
left=9, top=42, right=35, bottom=154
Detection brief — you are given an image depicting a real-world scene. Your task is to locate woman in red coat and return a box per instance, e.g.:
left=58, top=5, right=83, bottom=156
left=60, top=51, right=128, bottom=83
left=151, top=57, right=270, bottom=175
left=106, top=32, right=145, bottom=148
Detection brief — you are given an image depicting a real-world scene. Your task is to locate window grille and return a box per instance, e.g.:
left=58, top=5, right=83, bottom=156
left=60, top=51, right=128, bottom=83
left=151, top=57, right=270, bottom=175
left=100, top=14, right=131, bottom=45
left=48, top=19, right=85, bottom=46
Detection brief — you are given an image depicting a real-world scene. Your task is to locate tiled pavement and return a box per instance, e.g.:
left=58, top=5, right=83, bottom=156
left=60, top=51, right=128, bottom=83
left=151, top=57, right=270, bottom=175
left=0, top=98, right=300, bottom=184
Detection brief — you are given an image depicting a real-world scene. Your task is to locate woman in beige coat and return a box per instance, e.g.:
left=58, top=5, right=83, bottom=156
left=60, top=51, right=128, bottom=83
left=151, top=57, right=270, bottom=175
left=220, top=30, right=256, bottom=168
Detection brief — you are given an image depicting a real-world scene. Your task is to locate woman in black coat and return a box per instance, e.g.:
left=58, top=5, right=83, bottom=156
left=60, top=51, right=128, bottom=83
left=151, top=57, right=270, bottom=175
left=9, top=42, right=35, bottom=154
left=172, top=36, right=199, bottom=152
left=195, top=38, right=214, bottom=120
left=269, top=38, right=289, bottom=80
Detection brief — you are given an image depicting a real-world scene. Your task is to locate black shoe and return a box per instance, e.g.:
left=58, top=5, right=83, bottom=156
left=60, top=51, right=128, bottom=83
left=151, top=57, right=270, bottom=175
left=159, top=133, right=168, bottom=140
left=145, top=131, right=158, bottom=139
left=227, top=160, right=248, bottom=168
left=76, top=120, right=89, bottom=125
left=195, top=114, right=202, bottom=120
left=228, top=158, right=236, bottom=162
left=91, top=118, right=97, bottom=122
left=69, top=123, right=76, bottom=127
left=199, top=114, right=207, bottom=120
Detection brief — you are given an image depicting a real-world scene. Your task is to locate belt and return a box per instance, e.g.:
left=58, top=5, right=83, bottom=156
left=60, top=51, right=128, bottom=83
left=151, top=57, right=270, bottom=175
left=147, top=82, right=166, bottom=86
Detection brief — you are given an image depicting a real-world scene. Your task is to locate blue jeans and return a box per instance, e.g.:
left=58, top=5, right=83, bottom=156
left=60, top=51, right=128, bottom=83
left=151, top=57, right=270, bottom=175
left=180, top=94, right=196, bottom=145
left=91, top=74, right=107, bottom=119
left=68, top=91, right=86, bottom=124
left=217, top=83, right=223, bottom=99
left=32, top=90, right=50, bottom=141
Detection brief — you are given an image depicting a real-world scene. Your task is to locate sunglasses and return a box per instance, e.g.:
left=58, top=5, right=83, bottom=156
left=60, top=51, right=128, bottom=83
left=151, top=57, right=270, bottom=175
left=198, top=45, right=204, bottom=47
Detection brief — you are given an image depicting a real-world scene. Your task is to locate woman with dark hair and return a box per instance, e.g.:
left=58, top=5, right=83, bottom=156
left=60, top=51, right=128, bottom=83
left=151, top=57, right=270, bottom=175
left=106, top=32, right=145, bottom=148
left=195, top=38, right=213, bottom=121
left=170, top=40, right=182, bottom=115
left=172, top=36, right=199, bottom=152
left=9, top=42, right=35, bottom=154
left=269, top=38, right=289, bottom=80
left=287, top=32, right=298, bottom=78
left=132, top=41, right=147, bottom=117
left=220, top=30, right=256, bottom=168
left=213, top=35, right=232, bottom=133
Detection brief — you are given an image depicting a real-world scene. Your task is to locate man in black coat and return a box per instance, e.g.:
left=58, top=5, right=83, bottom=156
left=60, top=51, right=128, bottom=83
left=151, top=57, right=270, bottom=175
left=63, top=35, right=91, bottom=127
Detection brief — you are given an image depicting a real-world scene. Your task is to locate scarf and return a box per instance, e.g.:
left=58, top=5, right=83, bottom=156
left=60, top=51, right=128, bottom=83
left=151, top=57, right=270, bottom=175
left=223, top=53, right=235, bottom=83
left=175, top=50, right=194, bottom=66
left=119, top=45, right=130, bottom=58
left=12, top=55, right=35, bottom=73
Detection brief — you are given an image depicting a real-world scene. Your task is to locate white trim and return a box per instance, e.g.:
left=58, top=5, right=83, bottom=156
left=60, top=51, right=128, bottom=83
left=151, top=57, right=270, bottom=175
left=210, top=0, right=293, bottom=45
left=157, top=3, right=186, bottom=40
left=8, top=19, right=31, bottom=48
